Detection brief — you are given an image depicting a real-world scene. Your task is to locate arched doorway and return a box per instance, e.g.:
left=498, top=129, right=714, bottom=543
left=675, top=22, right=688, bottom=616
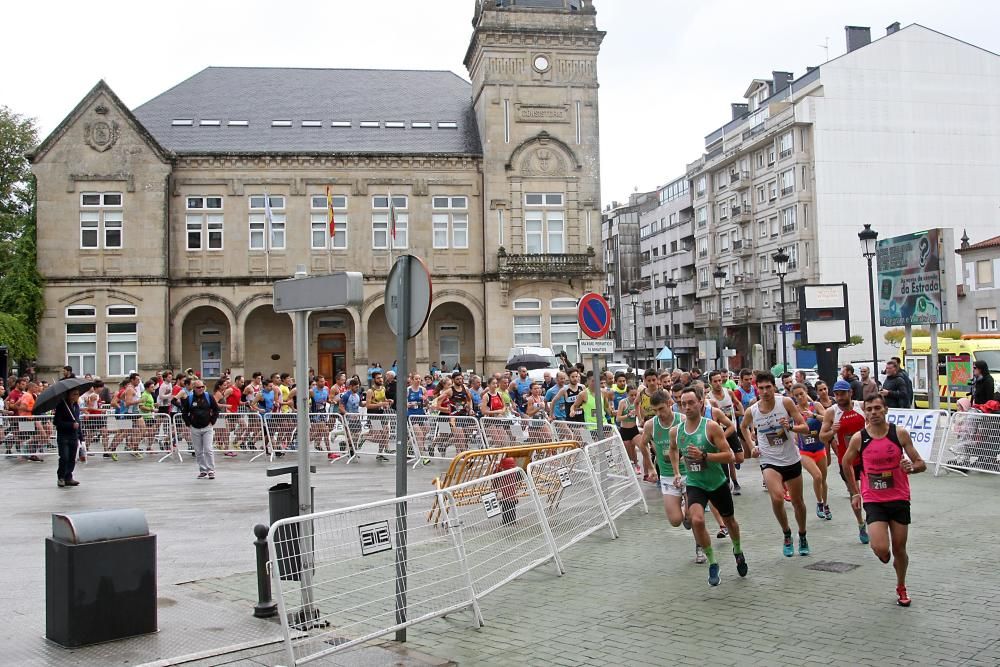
left=309, top=309, right=357, bottom=381
left=428, top=302, right=476, bottom=374
left=180, top=305, right=231, bottom=380
left=366, top=305, right=415, bottom=376
left=244, top=305, right=293, bottom=376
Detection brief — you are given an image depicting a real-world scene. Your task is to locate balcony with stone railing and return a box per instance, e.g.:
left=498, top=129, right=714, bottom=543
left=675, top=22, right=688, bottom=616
left=497, top=247, right=595, bottom=278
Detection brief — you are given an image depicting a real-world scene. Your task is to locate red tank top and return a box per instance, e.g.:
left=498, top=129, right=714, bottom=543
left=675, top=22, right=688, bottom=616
left=834, top=402, right=866, bottom=459
left=226, top=388, right=242, bottom=413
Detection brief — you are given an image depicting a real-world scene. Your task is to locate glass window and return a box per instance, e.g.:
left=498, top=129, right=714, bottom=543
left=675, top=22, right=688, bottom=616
left=780, top=169, right=795, bottom=195
left=80, top=212, right=99, bottom=248
left=66, top=322, right=97, bottom=377
left=433, top=214, right=449, bottom=249
left=779, top=131, right=793, bottom=158
left=66, top=305, right=96, bottom=318
left=249, top=216, right=266, bottom=250
left=103, top=211, right=123, bottom=248
left=758, top=253, right=769, bottom=274
left=513, top=298, right=541, bottom=310
left=977, top=308, right=998, bottom=331
left=513, top=315, right=542, bottom=346
left=186, top=214, right=202, bottom=250
left=550, top=314, right=579, bottom=360
left=781, top=206, right=797, bottom=233
left=107, top=305, right=137, bottom=317
left=105, top=322, right=138, bottom=377
left=551, top=298, right=577, bottom=310
left=372, top=213, right=389, bottom=250
left=525, top=214, right=544, bottom=254
left=976, top=260, right=994, bottom=286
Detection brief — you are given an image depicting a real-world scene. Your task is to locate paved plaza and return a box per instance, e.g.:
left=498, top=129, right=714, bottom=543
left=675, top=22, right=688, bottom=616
left=2, top=451, right=998, bottom=666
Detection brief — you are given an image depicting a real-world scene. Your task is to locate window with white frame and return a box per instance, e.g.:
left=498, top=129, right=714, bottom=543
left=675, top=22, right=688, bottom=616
left=372, top=195, right=408, bottom=249
left=757, top=185, right=766, bottom=204
left=719, top=201, right=729, bottom=220
left=767, top=145, right=776, bottom=165
left=718, top=232, right=730, bottom=253
left=698, top=237, right=708, bottom=258
left=696, top=206, right=707, bottom=228
left=524, top=193, right=564, bottom=254
left=760, top=289, right=770, bottom=308
left=779, top=131, right=793, bottom=158
left=107, top=322, right=138, bottom=377
left=780, top=169, right=795, bottom=196
left=432, top=196, right=469, bottom=249
left=757, top=219, right=767, bottom=239
left=699, top=267, right=709, bottom=288
left=787, top=243, right=799, bottom=269
left=758, top=253, right=769, bottom=275
left=248, top=195, right=286, bottom=250
left=107, top=304, right=137, bottom=317
left=79, top=192, right=123, bottom=249
left=756, top=151, right=764, bottom=168
left=513, top=298, right=541, bottom=311
left=550, top=313, right=579, bottom=360
left=66, top=322, right=97, bottom=377
left=309, top=194, right=348, bottom=250
left=769, top=216, right=779, bottom=237
left=513, top=315, right=542, bottom=346
left=66, top=305, right=96, bottom=318
left=695, top=176, right=706, bottom=197
left=780, top=206, right=797, bottom=233
left=768, top=180, right=777, bottom=200
left=978, top=307, right=998, bottom=331
left=185, top=196, right=224, bottom=251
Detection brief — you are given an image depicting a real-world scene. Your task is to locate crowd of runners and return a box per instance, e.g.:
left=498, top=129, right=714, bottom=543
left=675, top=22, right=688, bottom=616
left=2, top=359, right=926, bottom=606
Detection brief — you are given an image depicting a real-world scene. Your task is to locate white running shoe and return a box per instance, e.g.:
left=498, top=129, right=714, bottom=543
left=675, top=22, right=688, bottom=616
left=695, top=545, right=707, bottom=564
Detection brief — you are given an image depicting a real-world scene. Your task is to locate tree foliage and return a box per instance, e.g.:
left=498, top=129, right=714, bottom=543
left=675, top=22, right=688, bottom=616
left=884, top=327, right=963, bottom=345
left=0, top=106, right=43, bottom=360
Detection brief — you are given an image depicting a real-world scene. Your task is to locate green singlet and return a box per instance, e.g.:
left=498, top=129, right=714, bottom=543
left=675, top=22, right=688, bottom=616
left=676, top=416, right=728, bottom=492
left=652, top=411, right=684, bottom=478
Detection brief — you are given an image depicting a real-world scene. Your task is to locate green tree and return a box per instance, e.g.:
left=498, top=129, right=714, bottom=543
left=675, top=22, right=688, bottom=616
left=0, top=106, right=42, bottom=364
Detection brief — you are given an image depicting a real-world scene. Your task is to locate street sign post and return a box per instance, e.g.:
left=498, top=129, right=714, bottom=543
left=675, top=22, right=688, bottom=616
left=577, top=293, right=612, bottom=430
left=273, top=272, right=363, bottom=314
left=579, top=339, right=615, bottom=355
left=383, top=254, right=432, bottom=643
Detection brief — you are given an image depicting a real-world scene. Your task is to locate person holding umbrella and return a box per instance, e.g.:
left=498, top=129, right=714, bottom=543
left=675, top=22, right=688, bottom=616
left=33, top=377, right=94, bottom=486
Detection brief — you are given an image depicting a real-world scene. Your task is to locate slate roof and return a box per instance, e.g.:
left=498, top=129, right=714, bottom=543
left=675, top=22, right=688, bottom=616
left=132, top=67, right=482, bottom=156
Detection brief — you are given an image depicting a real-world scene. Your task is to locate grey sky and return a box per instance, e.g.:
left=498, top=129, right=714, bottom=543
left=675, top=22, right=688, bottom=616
left=7, top=0, right=997, bottom=204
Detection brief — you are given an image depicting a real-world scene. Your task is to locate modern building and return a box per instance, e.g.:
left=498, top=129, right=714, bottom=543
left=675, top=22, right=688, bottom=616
left=637, top=176, right=697, bottom=370
left=684, top=23, right=1000, bottom=370
left=30, top=0, right=606, bottom=380
left=957, top=231, right=1000, bottom=335
left=601, top=195, right=647, bottom=366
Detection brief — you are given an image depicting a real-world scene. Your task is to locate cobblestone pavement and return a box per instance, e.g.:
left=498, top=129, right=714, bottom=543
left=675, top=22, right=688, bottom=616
left=2, top=452, right=998, bottom=666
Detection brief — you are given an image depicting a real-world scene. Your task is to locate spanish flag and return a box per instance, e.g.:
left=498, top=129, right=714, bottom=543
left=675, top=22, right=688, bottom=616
left=326, top=186, right=336, bottom=237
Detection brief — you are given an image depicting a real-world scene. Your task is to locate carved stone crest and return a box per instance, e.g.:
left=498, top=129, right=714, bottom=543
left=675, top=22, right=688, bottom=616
left=85, top=120, right=120, bottom=152
left=520, top=147, right=566, bottom=176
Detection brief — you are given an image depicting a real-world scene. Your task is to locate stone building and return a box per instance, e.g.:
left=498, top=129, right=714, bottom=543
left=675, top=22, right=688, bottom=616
left=30, top=0, right=605, bottom=380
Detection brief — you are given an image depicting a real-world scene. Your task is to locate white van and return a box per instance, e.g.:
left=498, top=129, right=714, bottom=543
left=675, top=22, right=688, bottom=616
left=506, top=346, right=562, bottom=383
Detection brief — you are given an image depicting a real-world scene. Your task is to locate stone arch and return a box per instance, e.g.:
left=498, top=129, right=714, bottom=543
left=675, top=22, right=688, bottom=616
left=243, top=303, right=293, bottom=376
left=505, top=131, right=582, bottom=175
left=170, top=293, right=237, bottom=325
left=58, top=287, right=143, bottom=305
left=427, top=299, right=480, bottom=374
left=179, top=305, right=232, bottom=380
left=431, top=289, right=485, bottom=323
left=169, top=295, right=238, bottom=371
left=234, top=292, right=275, bottom=326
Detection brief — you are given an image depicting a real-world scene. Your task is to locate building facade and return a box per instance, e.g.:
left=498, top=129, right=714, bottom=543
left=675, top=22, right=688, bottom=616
left=601, top=197, right=646, bottom=364
left=31, top=0, right=606, bottom=380
left=957, top=233, right=1000, bottom=335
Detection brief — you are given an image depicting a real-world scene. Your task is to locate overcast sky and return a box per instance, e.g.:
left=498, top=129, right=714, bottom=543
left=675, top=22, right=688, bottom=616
left=6, top=0, right=997, bottom=204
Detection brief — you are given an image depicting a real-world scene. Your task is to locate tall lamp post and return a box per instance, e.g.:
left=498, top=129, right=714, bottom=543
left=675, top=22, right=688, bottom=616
left=629, top=288, right=641, bottom=370
left=859, top=224, right=880, bottom=374
left=665, top=278, right=678, bottom=371
left=712, top=267, right=726, bottom=371
left=772, top=247, right=789, bottom=371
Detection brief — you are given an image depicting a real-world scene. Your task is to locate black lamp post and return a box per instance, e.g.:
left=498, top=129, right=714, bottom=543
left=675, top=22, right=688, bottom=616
left=665, top=278, right=678, bottom=371
left=629, top=288, right=641, bottom=370
left=712, top=267, right=726, bottom=371
left=859, top=223, right=880, bottom=374
left=772, top=247, right=790, bottom=370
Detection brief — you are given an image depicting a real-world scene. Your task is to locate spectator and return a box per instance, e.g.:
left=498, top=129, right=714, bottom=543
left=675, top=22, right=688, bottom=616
left=841, top=365, right=863, bottom=402
left=880, top=359, right=909, bottom=409
left=891, top=357, right=914, bottom=408
left=181, top=379, right=220, bottom=479
left=54, top=388, right=84, bottom=487
left=859, top=366, right=881, bottom=402
left=970, top=360, right=996, bottom=405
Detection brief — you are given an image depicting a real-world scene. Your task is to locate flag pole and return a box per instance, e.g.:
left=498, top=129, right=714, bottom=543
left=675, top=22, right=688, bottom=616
left=263, top=189, right=272, bottom=276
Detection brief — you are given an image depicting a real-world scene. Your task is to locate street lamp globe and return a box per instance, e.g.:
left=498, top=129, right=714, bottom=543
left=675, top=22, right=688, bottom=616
left=712, top=267, right=726, bottom=290
left=859, top=223, right=879, bottom=259
left=772, top=247, right=790, bottom=277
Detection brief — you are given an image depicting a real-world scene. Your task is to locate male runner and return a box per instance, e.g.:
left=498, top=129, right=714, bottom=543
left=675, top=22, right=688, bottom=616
left=708, top=370, right=745, bottom=494
left=669, top=385, right=748, bottom=586
left=819, top=379, right=870, bottom=544
left=840, top=395, right=925, bottom=606
left=741, top=371, right=811, bottom=557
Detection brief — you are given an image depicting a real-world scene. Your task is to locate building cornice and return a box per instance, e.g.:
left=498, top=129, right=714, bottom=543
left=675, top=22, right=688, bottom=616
left=173, top=153, right=481, bottom=172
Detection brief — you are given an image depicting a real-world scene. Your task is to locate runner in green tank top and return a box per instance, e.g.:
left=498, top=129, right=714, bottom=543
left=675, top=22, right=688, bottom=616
left=640, top=390, right=689, bottom=532
left=669, top=385, right=748, bottom=586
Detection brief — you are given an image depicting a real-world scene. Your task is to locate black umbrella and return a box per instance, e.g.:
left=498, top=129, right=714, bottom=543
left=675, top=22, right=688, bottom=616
left=33, top=377, right=95, bottom=415
left=505, top=354, right=554, bottom=372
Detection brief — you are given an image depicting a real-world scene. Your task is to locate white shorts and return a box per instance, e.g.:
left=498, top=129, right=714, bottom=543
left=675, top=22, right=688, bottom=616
left=660, top=478, right=686, bottom=497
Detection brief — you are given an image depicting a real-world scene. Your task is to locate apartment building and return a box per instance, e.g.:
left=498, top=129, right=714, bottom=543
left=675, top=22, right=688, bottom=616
left=30, top=0, right=606, bottom=379
left=602, top=196, right=647, bottom=364
left=957, top=232, right=1000, bottom=335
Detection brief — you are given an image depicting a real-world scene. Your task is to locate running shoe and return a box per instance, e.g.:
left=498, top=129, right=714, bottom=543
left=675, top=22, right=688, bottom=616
left=816, top=503, right=825, bottom=519
left=896, top=585, right=911, bottom=607
left=695, top=545, right=707, bottom=564
left=421, top=458, right=431, bottom=466
left=717, top=527, right=729, bottom=539
left=732, top=483, right=741, bottom=496
left=798, top=534, right=811, bottom=556
left=376, top=455, right=390, bottom=462
left=782, top=534, right=794, bottom=557
left=208, top=472, right=215, bottom=480
left=783, top=489, right=791, bottom=502
left=633, top=464, right=642, bottom=476
left=683, top=516, right=692, bottom=530
left=734, top=552, right=748, bottom=577
left=708, top=563, right=721, bottom=586
left=824, top=504, right=833, bottom=521
left=859, top=524, right=870, bottom=545
left=110, top=453, right=118, bottom=462
left=197, top=472, right=208, bottom=479
left=328, top=452, right=340, bottom=460
left=225, top=451, right=238, bottom=457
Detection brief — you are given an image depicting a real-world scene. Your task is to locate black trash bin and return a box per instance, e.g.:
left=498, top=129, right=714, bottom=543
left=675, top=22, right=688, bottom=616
left=267, top=465, right=315, bottom=581
left=46, top=509, right=156, bottom=647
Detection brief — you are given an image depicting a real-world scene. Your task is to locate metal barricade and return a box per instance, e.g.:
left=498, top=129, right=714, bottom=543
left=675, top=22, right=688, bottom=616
left=584, top=434, right=649, bottom=519
left=0, top=415, right=55, bottom=458
left=340, top=412, right=398, bottom=463
left=76, top=412, right=172, bottom=460
left=267, top=486, right=484, bottom=666
left=526, top=447, right=618, bottom=550
left=173, top=412, right=269, bottom=462
left=551, top=420, right=617, bottom=445
left=408, top=415, right=485, bottom=463
left=480, top=416, right=556, bottom=447
left=937, top=411, right=1000, bottom=476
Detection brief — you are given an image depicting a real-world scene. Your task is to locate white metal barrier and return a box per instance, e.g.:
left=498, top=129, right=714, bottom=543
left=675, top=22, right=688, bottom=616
left=267, top=486, right=484, bottom=666
left=79, top=412, right=173, bottom=460
left=584, top=434, right=649, bottom=519
left=480, top=416, right=556, bottom=447
left=172, top=412, right=269, bottom=462
left=0, top=415, right=55, bottom=457
left=551, top=420, right=617, bottom=445
left=936, top=411, right=1000, bottom=476
left=408, top=415, right=485, bottom=462
left=526, top=447, right=618, bottom=549
left=341, top=412, right=399, bottom=463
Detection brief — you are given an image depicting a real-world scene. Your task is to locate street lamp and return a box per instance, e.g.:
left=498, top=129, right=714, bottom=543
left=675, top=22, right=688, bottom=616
left=772, top=247, right=789, bottom=370
left=665, top=278, right=678, bottom=371
left=628, top=288, right=641, bottom=370
left=712, top=267, right=726, bottom=371
left=859, top=223, right=880, bottom=375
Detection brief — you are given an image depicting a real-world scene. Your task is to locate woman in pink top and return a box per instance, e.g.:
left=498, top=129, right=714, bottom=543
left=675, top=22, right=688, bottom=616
left=841, top=395, right=926, bottom=608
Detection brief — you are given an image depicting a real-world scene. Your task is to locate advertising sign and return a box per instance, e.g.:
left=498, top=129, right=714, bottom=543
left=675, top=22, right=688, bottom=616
left=947, top=355, right=973, bottom=391
left=884, top=409, right=941, bottom=461
left=876, top=229, right=953, bottom=326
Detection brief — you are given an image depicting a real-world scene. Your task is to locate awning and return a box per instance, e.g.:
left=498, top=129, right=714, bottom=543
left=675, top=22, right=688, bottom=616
left=656, top=346, right=674, bottom=361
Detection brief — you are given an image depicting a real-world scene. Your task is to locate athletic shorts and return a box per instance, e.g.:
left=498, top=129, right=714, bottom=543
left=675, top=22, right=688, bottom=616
left=687, top=483, right=735, bottom=518
left=864, top=500, right=911, bottom=526
left=619, top=425, right=640, bottom=441
left=659, top=477, right=685, bottom=497
left=838, top=461, right=863, bottom=483
left=726, top=431, right=743, bottom=454
left=799, top=449, right=827, bottom=464
left=760, top=460, right=803, bottom=482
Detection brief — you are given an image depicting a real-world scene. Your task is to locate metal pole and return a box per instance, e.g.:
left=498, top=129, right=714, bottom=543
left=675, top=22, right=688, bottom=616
left=866, top=257, right=879, bottom=375
left=779, top=275, right=787, bottom=370
left=717, top=289, right=724, bottom=372
left=631, top=301, right=638, bottom=370
left=591, top=354, right=604, bottom=429
left=295, top=308, right=311, bottom=512
left=668, top=302, right=675, bottom=371
left=929, top=324, right=940, bottom=410
left=393, top=255, right=410, bottom=642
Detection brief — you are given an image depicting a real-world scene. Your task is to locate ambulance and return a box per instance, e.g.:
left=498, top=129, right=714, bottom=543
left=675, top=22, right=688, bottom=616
left=900, top=335, right=1000, bottom=408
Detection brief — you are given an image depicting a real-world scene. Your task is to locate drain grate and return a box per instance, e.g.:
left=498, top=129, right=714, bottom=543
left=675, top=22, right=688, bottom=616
left=804, top=560, right=860, bottom=573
